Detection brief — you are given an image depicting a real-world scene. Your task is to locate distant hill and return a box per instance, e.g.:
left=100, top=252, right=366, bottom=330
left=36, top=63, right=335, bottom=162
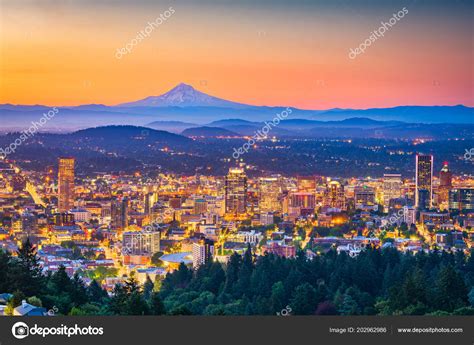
left=314, top=105, right=474, bottom=124
left=181, top=126, right=240, bottom=137
left=72, top=125, right=192, bottom=145
left=146, top=121, right=197, bottom=133
left=207, top=119, right=260, bottom=127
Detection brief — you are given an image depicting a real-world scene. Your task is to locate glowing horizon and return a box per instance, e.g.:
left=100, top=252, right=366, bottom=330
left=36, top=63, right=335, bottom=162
left=0, top=0, right=472, bottom=109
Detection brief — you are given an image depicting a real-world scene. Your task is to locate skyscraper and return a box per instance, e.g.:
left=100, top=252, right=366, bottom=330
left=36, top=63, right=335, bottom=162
left=383, top=174, right=402, bottom=212
left=58, top=157, right=75, bottom=212
left=438, top=162, right=452, bottom=208
left=324, top=181, right=345, bottom=210
left=111, top=198, right=129, bottom=230
left=354, top=186, right=376, bottom=211
left=258, top=176, right=282, bottom=213
left=415, top=154, right=433, bottom=209
left=122, top=230, right=160, bottom=255
left=192, top=238, right=215, bottom=269
left=225, top=168, right=247, bottom=215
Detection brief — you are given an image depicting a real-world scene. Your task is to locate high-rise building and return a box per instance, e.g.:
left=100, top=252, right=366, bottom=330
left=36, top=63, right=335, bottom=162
left=417, top=189, right=430, bottom=211
left=403, top=206, right=416, bottom=226
left=225, top=168, right=247, bottom=215
left=289, top=192, right=316, bottom=209
left=439, top=162, right=452, bottom=188
left=192, top=238, right=215, bottom=269
left=354, top=186, right=376, bottom=211
left=438, top=162, right=452, bottom=208
left=122, top=230, right=160, bottom=255
left=449, top=188, right=474, bottom=211
left=383, top=174, right=402, bottom=212
left=144, top=192, right=154, bottom=215
left=415, top=154, right=433, bottom=209
left=111, top=198, right=129, bottom=230
left=258, top=177, right=282, bottom=213
left=324, top=181, right=345, bottom=210
left=58, top=157, right=75, bottom=212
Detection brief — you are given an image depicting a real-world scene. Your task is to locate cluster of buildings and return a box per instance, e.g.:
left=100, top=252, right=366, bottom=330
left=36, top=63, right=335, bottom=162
left=0, top=153, right=472, bottom=292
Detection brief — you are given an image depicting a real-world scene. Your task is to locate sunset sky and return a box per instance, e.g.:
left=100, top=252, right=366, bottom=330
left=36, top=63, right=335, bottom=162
left=0, top=0, right=472, bottom=109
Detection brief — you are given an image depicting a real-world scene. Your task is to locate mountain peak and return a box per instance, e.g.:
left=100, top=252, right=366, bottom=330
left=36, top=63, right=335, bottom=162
left=117, top=83, right=249, bottom=108
left=172, top=82, right=194, bottom=91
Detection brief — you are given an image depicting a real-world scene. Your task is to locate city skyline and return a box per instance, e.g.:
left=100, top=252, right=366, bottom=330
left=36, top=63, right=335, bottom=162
left=0, top=0, right=473, bottom=330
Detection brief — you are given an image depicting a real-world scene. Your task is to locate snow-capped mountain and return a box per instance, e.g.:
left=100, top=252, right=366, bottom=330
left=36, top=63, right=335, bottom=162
left=117, top=83, right=249, bottom=108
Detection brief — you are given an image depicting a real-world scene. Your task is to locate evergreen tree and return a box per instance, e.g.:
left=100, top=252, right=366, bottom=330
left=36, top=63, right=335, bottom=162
left=235, top=245, right=254, bottom=297
left=87, top=280, right=108, bottom=304
left=270, top=281, right=287, bottom=314
left=0, top=250, right=12, bottom=292
left=150, top=292, right=165, bottom=315
left=126, top=292, right=149, bottom=315
left=222, top=253, right=241, bottom=296
left=108, top=284, right=128, bottom=315
left=435, top=265, right=468, bottom=312
left=143, top=275, right=155, bottom=300
left=12, top=239, right=44, bottom=296
left=291, top=283, right=317, bottom=315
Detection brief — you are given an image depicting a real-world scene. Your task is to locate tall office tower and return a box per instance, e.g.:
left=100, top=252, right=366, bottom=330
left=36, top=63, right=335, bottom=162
left=144, top=192, right=154, bottom=215
left=325, top=181, right=345, bottom=209
left=192, top=238, right=215, bottom=269
left=225, top=168, right=247, bottom=215
left=58, top=157, right=75, bottom=212
left=289, top=192, right=316, bottom=209
left=415, top=154, right=433, bottom=209
left=297, top=176, right=316, bottom=192
left=439, top=162, right=452, bottom=188
left=438, top=162, right=452, bottom=208
left=383, top=174, right=402, bottom=212
left=259, top=176, right=282, bottom=213
left=111, top=198, right=129, bottom=230
left=354, top=186, right=376, bottom=211
left=122, top=230, right=160, bottom=255
left=403, top=206, right=416, bottom=226
left=449, top=189, right=474, bottom=211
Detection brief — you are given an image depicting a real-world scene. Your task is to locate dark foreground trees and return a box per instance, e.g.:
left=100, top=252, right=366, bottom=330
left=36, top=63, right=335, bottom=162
left=1, top=239, right=473, bottom=315
left=159, top=247, right=474, bottom=315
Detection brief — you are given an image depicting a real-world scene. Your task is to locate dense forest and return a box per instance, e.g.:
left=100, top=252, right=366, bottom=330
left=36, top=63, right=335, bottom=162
left=1, top=240, right=474, bottom=315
